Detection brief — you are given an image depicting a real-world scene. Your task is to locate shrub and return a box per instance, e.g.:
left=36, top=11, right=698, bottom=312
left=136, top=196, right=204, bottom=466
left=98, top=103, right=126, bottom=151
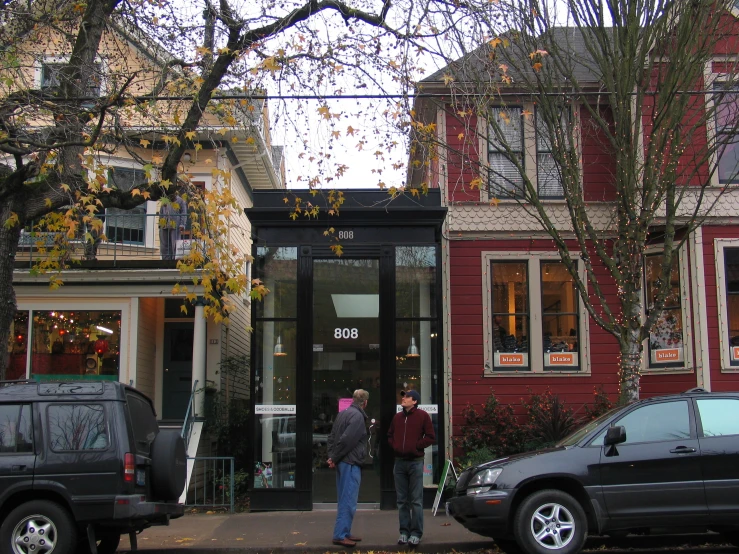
left=453, top=390, right=529, bottom=462
left=522, top=389, right=579, bottom=451
left=582, top=386, right=614, bottom=420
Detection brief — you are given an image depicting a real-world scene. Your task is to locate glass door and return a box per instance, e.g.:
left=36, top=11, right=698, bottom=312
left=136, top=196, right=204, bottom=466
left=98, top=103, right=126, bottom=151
left=312, top=258, right=381, bottom=504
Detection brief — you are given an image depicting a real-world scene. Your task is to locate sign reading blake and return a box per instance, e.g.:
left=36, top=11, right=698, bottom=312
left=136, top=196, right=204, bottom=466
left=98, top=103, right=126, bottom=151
left=732, top=346, right=739, bottom=361
left=650, top=347, right=684, bottom=364
left=494, top=352, right=529, bottom=367
left=545, top=352, right=578, bottom=367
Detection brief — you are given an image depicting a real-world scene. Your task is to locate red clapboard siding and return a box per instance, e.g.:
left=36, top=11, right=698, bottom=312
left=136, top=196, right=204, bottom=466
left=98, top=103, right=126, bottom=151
left=444, top=107, right=482, bottom=203
left=448, top=238, right=622, bottom=435
left=581, top=105, right=617, bottom=202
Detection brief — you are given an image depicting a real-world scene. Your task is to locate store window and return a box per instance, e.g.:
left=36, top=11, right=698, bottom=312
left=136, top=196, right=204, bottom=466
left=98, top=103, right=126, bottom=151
left=542, top=262, right=579, bottom=369
left=252, top=247, right=298, bottom=489
left=31, top=311, right=121, bottom=380
left=645, top=253, right=684, bottom=368
left=724, top=247, right=739, bottom=367
left=395, top=246, right=440, bottom=486
left=491, top=262, right=530, bottom=370
left=7, top=311, right=29, bottom=380
left=485, top=254, right=588, bottom=374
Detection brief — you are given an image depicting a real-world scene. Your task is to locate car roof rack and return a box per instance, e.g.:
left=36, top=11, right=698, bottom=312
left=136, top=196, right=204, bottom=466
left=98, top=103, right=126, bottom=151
left=0, top=379, right=34, bottom=387
left=683, top=387, right=707, bottom=393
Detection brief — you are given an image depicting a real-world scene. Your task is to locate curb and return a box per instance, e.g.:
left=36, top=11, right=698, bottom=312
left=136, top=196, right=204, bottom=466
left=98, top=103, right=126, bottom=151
left=119, top=533, right=734, bottom=554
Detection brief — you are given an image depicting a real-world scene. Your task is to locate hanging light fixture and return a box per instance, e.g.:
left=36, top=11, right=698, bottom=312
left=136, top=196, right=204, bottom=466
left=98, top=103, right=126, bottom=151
left=406, top=282, right=420, bottom=357
left=406, top=336, right=420, bottom=358
left=273, top=335, right=287, bottom=357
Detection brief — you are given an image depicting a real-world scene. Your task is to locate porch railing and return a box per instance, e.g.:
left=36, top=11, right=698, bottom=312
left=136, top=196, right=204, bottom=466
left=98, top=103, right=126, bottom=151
left=181, top=380, right=199, bottom=452
left=16, top=214, right=202, bottom=267
left=184, top=456, right=235, bottom=513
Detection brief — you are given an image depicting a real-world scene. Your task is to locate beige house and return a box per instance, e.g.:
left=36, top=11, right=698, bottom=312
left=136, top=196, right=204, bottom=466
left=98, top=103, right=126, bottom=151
left=5, top=19, right=285, bottom=441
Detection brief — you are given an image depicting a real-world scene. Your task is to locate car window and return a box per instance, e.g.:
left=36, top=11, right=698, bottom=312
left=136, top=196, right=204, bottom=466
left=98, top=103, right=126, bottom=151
left=591, top=400, right=690, bottom=445
left=696, top=398, right=739, bottom=437
left=126, top=392, right=158, bottom=455
left=47, top=404, right=108, bottom=451
left=0, top=404, right=33, bottom=453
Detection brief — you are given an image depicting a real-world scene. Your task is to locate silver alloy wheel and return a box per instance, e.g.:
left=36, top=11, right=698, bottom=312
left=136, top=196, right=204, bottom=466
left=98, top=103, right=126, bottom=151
left=528, top=501, right=576, bottom=550
left=11, top=514, right=57, bottom=554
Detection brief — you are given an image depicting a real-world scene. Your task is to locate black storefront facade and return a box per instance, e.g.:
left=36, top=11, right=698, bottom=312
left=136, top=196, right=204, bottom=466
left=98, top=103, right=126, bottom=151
left=246, top=189, right=447, bottom=511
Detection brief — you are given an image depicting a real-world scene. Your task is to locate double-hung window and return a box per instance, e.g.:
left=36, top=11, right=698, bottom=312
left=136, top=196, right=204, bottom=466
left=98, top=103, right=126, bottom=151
left=536, top=108, right=569, bottom=198
left=488, top=107, right=524, bottom=198
left=40, top=60, right=103, bottom=97
left=106, top=167, right=147, bottom=244
left=714, top=84, right=739, bottom=184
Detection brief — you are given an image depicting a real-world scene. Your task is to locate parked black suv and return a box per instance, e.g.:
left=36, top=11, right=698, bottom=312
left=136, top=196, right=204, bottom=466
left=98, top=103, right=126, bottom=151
left=0, top=380, right=186, bottom=554
left=448, top=388, right=739, bottom=554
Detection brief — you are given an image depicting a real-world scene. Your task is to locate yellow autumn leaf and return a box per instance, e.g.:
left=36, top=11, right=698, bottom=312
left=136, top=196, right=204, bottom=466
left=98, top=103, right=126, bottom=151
left=139, top=139, right=151, bottom=148
left=470, top=177, right=483, bottom=190
left=533, top=62, right=543, bottom=72
left=185, top=131, right=197, bottom=140
left=458, top=133, right=465, bottom=140
left=490, top=37, right=503, bottom=49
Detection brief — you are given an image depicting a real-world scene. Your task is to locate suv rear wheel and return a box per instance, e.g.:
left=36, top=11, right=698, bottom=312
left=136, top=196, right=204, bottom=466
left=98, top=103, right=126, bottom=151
left=513, top=489, right=587, bottom=554
left=1, top=499, right=76, bottom=554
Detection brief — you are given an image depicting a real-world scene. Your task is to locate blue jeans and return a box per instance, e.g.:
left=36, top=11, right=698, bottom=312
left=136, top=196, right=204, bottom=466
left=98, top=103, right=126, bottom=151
left=333, top=462, right=361, bottom=540
left=394, top=458, right=424, bottom=538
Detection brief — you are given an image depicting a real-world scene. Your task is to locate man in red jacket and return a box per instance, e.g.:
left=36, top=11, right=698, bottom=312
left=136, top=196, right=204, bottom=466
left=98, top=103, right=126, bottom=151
left=387, top=389, right=435, bottom=546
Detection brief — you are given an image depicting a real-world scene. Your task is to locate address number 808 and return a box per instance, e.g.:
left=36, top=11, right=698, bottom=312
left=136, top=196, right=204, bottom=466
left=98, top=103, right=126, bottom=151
left=334, top=328, right=359, bottom=339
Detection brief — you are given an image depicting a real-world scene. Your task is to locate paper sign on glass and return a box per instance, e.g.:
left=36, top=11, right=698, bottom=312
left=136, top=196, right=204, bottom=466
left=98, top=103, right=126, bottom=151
left=339, top=398, right=353, bottom=412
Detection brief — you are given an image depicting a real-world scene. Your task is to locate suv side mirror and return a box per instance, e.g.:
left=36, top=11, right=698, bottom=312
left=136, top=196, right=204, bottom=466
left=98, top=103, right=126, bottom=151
left=604, top=425, right=626, bottom=446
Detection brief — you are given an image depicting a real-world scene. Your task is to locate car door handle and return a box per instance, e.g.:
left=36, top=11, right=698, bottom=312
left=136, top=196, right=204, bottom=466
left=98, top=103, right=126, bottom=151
left=669, top=446, right=697, bottom=454
left=11, top=465, right=26, bottom=472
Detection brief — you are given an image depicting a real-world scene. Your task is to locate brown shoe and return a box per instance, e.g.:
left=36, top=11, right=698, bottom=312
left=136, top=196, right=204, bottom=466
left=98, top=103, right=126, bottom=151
left=347, top=535, right=362, bottom=542
left=332, top=538, right=356, bottom=547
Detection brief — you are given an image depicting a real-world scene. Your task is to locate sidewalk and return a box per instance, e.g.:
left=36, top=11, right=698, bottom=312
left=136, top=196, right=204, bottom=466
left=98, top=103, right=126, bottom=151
left=118, top=509, right=733, bottom=554
left=118, top=508, right=491, bottom=553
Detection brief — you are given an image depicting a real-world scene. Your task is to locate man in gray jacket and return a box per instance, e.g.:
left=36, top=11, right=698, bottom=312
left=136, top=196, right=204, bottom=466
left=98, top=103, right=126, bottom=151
left=327, top=389, right=369, bottom=547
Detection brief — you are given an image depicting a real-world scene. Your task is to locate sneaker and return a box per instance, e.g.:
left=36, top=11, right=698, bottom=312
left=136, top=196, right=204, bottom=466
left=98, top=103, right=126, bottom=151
left=398, top=534, right=409, bottom=545
left=408, top=536, right=421, bottom=546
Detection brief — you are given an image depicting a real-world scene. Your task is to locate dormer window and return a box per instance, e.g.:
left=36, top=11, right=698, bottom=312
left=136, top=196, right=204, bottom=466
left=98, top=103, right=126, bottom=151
left=39, top=59, right=103, bottom=97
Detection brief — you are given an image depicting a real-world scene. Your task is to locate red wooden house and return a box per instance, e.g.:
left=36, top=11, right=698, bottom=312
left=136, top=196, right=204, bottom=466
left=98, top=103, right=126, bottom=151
left=408, top=10, right=739, bottom=452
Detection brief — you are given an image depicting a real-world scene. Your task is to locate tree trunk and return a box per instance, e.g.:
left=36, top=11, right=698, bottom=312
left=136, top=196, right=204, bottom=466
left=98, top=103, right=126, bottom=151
left=619, top=327, right=642, bottom=405
left=0, top=196, right=25, bottom=380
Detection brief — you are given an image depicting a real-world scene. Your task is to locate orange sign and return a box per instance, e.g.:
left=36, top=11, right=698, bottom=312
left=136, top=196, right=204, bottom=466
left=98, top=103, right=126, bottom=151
left=653, top=348, right=681, bottom=362
left=732, top=347, right=739, bottom=360
left=498, top=353, right=525, bottom=366
left=548, top=353, right=576, bottom=365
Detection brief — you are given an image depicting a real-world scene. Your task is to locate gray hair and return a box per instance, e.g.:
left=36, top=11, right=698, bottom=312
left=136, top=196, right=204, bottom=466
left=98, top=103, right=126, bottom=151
left=353, top=389, right=369, bottom=403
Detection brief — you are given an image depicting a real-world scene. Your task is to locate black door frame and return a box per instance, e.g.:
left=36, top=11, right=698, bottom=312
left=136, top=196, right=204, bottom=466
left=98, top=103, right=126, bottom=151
left=247, top=189, right=447, bottom=511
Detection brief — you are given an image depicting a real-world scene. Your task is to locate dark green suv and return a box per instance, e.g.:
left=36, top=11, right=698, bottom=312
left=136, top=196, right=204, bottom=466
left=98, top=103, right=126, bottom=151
left=0, top=380, right=186, bottom=554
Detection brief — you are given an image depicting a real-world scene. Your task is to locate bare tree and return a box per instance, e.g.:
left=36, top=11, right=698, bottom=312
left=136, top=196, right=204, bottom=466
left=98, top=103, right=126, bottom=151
left=0, top=0, right=455, bottom=376
left=410, top=0, right=739, bottom=403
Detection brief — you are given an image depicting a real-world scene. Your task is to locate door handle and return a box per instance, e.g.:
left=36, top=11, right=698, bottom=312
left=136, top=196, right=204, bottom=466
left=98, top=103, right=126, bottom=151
left=11, top=465, right=26, bottom=472
left=669, top=446, right=697, bottom=454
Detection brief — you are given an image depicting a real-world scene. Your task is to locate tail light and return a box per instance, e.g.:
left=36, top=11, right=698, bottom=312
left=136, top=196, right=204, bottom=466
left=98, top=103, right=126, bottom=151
left=124, top=452, right=135, bottom=483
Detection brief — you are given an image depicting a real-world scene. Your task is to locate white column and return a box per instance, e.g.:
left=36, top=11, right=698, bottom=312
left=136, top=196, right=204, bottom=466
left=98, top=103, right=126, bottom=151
left=193, top=299, right=207, bottom=416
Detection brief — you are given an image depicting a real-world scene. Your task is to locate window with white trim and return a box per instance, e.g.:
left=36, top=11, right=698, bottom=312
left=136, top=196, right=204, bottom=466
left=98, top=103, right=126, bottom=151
left=488, top=107, right=524, bottom=198
left=484, top=253, right=588, bottom=375
left=106, top=167, right=147, bottom=245
left=39, top=59, right=104, bottom=97
left=536, top=108, right=570, bottom=198
left=714, top=84, right=739, bottom=184
left=644, top=252, right=685, bottom=368
left=723, top=247, right=739, bottom=366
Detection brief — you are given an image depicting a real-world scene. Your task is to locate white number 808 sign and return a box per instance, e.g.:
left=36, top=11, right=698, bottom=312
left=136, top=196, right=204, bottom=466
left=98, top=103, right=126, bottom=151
left=334, top=328, right=359, bottom=339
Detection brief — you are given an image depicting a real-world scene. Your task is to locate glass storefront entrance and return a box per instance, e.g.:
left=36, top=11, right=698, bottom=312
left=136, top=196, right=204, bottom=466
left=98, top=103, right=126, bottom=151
left=312, top=259, right=381, bottom=504
left=246, top=188, right=447, bottom=511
